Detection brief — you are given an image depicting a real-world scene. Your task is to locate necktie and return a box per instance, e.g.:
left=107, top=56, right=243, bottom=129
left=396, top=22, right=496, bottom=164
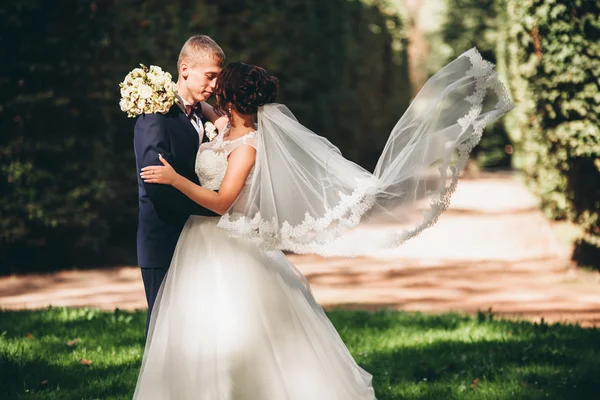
left=188, top=103, right=204, bottom=139
left=189, top=102, right=202, bottom=119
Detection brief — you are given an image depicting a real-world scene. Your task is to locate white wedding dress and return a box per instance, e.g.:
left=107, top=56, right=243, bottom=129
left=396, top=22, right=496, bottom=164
left=133, top=130, right=377, bottom=399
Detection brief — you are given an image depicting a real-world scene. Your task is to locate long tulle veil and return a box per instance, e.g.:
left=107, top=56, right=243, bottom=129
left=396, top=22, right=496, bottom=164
left=218, top=48, right=513, bottom=256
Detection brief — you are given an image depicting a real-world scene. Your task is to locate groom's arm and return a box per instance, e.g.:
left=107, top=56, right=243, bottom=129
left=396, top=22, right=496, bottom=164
left=134, top=114, right=217, bottom=217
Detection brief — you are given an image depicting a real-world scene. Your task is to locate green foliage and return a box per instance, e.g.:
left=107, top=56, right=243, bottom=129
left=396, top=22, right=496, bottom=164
left=502, top=0, right=600, bottom=266
left=441, top=0, right=513, bottom=169
left=436, top=0, right=600, bottom=265
left=441, top=0, right=499, bottom=63
left=2, top=308, right=600, bottom=399
left=0, top=0, right=140, bottom=272
left=0, top=0, right=409, bottom=272
left=210, top=0, right=410, bottom=168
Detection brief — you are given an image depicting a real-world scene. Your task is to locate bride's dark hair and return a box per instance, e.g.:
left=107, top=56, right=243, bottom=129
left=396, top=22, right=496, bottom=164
left=215, top=62, right=278, bottom=119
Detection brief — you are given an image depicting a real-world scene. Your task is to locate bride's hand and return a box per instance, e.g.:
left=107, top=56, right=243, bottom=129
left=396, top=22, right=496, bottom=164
left=140, top=154, right=180, bottom=185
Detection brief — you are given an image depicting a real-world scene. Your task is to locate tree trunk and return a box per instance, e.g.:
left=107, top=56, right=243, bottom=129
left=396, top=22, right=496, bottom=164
left=404, top=0, right=429, bottom=96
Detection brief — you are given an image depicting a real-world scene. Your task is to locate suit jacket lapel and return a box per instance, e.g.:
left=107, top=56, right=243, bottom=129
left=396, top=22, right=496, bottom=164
left=169, top=101, right=200, bottom=148
left=174, top=95, right=188, bottom=115
left=177, top=113, right=200, bottom=148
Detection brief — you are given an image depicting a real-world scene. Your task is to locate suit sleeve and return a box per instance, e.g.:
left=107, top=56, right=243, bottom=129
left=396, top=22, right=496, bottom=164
left=134, top=114, right=217, bottom=217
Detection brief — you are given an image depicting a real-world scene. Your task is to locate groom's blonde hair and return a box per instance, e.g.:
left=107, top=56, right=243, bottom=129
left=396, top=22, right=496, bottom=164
left=177, top=35, right=225, bottom=70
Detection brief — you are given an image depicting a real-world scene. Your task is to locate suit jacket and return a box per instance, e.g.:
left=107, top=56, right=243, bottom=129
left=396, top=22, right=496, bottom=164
left=134, top=105, right=216, bottom=269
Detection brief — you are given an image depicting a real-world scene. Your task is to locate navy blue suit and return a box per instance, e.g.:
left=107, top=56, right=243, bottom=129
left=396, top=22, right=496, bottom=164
left=133, top=105, right=216, bottom=334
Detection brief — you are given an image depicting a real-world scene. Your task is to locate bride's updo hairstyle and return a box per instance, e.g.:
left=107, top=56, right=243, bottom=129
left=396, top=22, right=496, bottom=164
left=215, top=62, right=278, bottom=120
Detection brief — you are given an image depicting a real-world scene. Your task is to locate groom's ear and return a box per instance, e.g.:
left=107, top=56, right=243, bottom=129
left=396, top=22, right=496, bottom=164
left=179, top=62, right=189, bottom=79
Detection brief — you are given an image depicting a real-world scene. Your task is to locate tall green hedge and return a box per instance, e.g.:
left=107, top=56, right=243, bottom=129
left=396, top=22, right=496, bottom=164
left=0, top=0, right=409, bottom=273
left=0, top=0, right=137, bottom=271
left=441, top=0, right=600, bottom=267
left=503, top=0, right=600, bottom=266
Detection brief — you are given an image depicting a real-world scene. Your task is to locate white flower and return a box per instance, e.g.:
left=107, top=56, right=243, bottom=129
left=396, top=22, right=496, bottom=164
left=154, top=75, right=166, bottom=88
left=119, top=64, right=178, bottom=118
left=119, top=98, right=128, bottom=112
left=138, top=84, right=153, bottom=99
left=146, top=72, right=157, bottom=86
left=120, top=86, right=130, bottom=98
left=204, top=121, right=218, bottom=142
left=130, top=68, right=144, bottom=78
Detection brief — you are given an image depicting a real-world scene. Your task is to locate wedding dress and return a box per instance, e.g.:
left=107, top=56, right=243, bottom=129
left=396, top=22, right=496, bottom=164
left=133, top=130, right=377, bottom=399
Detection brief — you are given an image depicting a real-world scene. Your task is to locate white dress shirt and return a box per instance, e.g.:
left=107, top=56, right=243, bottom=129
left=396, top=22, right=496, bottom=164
left=178, top=97, right=205, bottom=142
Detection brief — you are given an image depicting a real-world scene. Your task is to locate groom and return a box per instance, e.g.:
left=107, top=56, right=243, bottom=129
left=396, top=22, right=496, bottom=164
left=134, top=35, right=226, bottom=335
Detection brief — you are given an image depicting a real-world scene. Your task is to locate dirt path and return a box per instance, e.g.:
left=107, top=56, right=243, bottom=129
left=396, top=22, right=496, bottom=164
left=2, top=172, right=599, bottom=326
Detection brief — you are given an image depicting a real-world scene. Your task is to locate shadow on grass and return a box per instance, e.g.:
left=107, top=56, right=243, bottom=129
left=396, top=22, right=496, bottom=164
left=329, top=310, right=600, bottom=400
left=1, top=308, right=599, bottom=399
left=327, top=308, right=470, bottom=331
left=0, top=354, right=140, bottom=399
left=0, top=308, right=145, bottom=399
left=360, top=338, right=599, bottom=400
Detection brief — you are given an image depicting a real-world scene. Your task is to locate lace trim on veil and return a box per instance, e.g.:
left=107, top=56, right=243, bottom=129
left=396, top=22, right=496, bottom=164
left=218, top=176, right=379, bottom=252
left=218, top=48, right=513, bottom=255
left=391, top=50, right=513, bottom=248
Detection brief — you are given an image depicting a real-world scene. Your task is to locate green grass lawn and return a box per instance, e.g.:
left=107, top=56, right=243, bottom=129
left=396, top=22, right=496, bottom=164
left=1, top=307, right=598, bottom=399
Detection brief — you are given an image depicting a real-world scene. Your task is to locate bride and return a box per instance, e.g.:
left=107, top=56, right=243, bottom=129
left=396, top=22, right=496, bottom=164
left=135, top=50, right=512, bottom=399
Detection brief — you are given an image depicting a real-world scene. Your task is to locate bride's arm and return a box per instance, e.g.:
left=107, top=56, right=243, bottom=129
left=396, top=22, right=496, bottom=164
left=140, top=145, right=256, bottom=215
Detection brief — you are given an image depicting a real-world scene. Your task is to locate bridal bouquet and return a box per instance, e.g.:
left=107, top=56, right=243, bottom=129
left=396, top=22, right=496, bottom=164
left=119, top=64, right=177, bottom=118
